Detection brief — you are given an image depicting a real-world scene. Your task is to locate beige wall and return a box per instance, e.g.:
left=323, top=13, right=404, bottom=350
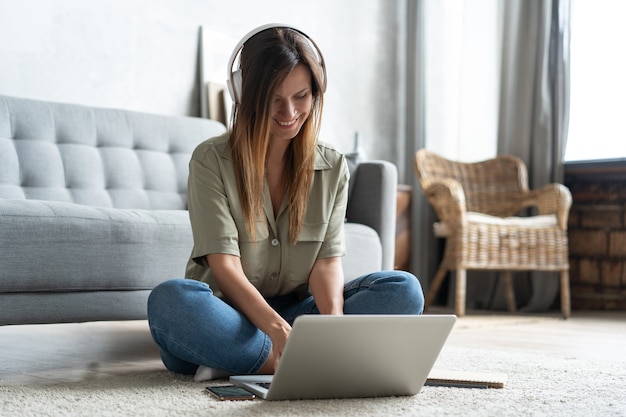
left=0, top=0, right=406, bottom=166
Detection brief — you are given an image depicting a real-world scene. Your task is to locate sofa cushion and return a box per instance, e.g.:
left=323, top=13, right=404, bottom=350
left=433, top=212, right=558, bottom=237
left=342, top=222, right=382, bottom=282
left=0, top=95, right=226, bottom=209
left=0, top=199, right=383, bottom=293
left=0, top=199, right=192, bottom=293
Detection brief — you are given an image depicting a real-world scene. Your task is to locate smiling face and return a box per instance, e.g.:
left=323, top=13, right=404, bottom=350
left=269, top=64, right=313, bottom=143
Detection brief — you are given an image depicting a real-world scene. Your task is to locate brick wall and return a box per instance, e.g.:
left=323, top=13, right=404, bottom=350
left=565, top=161, right=626, bottom=310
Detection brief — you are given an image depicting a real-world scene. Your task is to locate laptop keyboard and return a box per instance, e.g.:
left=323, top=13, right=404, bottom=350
left=257, top=382, right=271, bottom=389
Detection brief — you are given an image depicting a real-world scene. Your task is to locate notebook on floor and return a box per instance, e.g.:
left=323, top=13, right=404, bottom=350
left=426, top=369, right=508, bottom=389
left=229, top=314, right=456, bottom=401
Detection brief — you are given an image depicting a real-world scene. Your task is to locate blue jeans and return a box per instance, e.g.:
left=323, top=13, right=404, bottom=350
left=147, top=270, right=424, bottom=375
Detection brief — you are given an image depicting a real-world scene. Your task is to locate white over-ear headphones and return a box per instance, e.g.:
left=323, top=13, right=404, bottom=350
left=226, top=23, right=326, bottom=104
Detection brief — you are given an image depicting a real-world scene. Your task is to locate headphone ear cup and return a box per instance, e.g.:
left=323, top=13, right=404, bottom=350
left=229, top=69, right=243, bottom=104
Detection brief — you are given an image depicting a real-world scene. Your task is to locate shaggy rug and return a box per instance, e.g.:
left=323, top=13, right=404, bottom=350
left=2, top=341, right=625, bottom=417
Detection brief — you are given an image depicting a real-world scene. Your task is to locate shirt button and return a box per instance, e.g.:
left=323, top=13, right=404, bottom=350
left=271, top=238, right=279, bottom=247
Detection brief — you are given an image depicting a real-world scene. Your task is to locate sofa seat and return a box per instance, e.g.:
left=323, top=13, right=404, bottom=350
left=0, top=200, right=192, bottom=293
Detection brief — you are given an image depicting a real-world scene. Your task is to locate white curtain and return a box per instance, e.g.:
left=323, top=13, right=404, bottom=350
left=497, top=0, right=571, bottom=311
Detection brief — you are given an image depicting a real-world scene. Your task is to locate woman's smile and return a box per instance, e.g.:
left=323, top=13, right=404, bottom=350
left=275, top=117, right=299, bottom=127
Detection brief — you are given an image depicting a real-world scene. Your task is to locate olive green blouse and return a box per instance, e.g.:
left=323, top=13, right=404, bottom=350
left=185, top=132, right=349, bottom=300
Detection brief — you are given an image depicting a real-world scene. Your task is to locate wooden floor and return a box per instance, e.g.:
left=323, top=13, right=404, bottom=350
left=0, top=320, right=163, bottom=386
left=1, top=310, right=625, bottom=386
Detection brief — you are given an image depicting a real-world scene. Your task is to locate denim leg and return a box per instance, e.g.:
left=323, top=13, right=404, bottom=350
left=275, top=270, right=424, bottom=321
left=147, top=279, right=271, bottom=375
left=343, top=270, right=424, bottom=315
left=269, top=293, right=319, bottom=325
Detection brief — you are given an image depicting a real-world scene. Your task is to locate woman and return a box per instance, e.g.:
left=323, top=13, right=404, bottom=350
left=147, top=24, right=424, bottom=381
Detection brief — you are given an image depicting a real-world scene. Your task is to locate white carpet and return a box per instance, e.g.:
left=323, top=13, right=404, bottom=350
left=2, top=342, right=625, bottom=417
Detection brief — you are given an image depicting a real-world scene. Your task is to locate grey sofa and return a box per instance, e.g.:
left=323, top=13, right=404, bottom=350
left=0, top=94, right=397, bottom=325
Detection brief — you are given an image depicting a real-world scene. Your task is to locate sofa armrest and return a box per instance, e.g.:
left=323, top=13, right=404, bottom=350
left=345, top=160, right=398, bottom=271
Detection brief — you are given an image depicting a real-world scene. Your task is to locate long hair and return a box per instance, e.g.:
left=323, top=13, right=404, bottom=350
left=229, top=27, right=326, bottom=244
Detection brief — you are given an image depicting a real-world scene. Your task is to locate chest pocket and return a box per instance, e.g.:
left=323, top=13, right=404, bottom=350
left=298, top=223, right=327, bottom=243
left=287, top=222, right=328, bottom=287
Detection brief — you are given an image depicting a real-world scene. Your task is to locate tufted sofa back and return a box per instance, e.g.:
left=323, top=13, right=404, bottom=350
left=0, top=95, right=226, bottom=209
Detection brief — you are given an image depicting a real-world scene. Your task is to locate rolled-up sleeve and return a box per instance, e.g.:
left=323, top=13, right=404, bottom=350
left=187, top=137, right=240, bottom=267
left=316, top=155, right=349, bottom=259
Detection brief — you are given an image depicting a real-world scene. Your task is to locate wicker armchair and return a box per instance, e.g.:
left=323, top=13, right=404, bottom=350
left=414, top=149, right=572, bottom=318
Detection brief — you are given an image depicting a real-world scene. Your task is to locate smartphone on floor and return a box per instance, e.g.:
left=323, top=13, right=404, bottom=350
left=205, top=385, right=256, bottom=401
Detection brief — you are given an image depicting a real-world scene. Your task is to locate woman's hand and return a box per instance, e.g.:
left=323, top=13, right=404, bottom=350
left=263, top=321, right=292, bottom=373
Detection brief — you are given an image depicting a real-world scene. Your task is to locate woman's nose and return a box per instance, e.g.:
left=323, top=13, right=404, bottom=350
left=279, top=100, right=296, bottom=116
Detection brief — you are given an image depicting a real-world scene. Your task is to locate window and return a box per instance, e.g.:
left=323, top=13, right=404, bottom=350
left=565, top=0, right=626, bottom=162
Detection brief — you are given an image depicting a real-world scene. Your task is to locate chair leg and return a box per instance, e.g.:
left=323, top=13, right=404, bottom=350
left=502, top=271, right=517, bottom=313
left=424, top=265, right=449, bottom=312
left=560, top=270, right=571, bottom=319
left=455, top=269, right=467, bottom=317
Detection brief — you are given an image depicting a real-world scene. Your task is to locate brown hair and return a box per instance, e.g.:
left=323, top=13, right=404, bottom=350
left=229, top=26, right=326, bottom=244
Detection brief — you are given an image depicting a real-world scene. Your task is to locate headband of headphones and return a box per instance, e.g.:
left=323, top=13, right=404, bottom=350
left=226, top=23, right=326, bottom=104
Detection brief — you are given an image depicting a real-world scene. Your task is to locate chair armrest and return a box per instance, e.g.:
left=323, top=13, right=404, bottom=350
left=521, top=183, right=572, bottom=229
left=422, top=178, right=468, bottom=231
left=345, top=160, right=397, bottom=270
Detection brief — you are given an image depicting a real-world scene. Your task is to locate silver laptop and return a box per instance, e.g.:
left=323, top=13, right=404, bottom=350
left=229, top=314, right=456, bottom=401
